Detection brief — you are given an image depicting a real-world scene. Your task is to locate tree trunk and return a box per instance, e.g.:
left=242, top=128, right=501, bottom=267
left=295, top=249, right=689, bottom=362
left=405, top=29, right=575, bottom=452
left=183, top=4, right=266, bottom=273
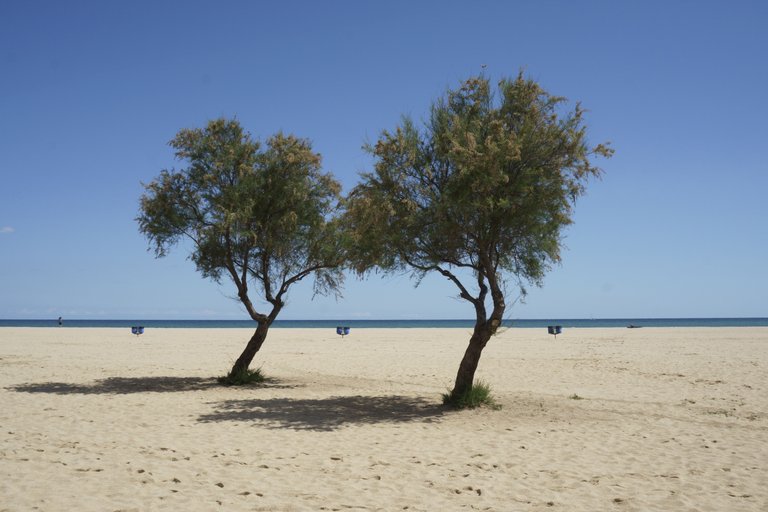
left=450, top=322, right=493, bottom=399
left=230, top=321, right=271, bottom=375
left=449, top=278, right=505, bottom=400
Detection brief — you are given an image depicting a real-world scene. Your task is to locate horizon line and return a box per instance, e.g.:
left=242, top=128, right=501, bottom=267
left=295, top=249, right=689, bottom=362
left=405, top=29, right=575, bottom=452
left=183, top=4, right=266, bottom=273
left=2, top=316, right=767, bottom=321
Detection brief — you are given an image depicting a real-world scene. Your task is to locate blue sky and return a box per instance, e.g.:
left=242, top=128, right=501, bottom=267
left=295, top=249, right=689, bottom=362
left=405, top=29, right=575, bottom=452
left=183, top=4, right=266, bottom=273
left=1, top=1, right=766, bottom=320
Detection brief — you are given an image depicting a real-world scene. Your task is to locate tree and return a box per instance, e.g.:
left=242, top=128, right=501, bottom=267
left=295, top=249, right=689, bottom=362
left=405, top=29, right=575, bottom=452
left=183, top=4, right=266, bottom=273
left=138, top=118, right=344, bottom=382
left=345, top=74, right=612, bottom=405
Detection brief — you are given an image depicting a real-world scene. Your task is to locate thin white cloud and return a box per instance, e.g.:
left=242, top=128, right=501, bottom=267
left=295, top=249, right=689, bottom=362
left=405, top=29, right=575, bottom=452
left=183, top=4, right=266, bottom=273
left=0, top=226, right=14, bottom=234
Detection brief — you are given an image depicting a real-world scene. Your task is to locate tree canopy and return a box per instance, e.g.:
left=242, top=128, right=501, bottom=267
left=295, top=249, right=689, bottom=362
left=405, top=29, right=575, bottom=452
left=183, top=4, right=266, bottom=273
left=345, top=74, right=612, bottom=404
left=138, top=118, right=344, bottom=380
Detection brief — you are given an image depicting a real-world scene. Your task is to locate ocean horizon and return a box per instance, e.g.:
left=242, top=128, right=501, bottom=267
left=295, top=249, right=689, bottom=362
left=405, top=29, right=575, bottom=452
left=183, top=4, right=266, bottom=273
left=1, top=317, right=767, bottom=329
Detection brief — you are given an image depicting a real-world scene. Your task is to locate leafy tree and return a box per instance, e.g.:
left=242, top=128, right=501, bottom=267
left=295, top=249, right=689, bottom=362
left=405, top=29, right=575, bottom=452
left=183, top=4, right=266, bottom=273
left=345, top=74, right=612, bottom=405
left=138, top=118, right=344, bottom=381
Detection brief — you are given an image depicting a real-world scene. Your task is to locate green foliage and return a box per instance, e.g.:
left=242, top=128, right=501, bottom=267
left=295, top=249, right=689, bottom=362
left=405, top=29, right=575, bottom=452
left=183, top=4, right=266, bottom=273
left=217, top=366, right=267, bottom=386
left=442, top=380, right=500, bottom=410
left=345, top=73, right=611, bottom=294
left=138, top=118, right=345, bottom=323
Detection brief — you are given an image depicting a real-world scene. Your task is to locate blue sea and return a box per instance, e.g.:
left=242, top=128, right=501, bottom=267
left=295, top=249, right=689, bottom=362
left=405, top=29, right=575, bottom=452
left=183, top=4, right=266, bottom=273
left=1, top=318, right=767, bottom=328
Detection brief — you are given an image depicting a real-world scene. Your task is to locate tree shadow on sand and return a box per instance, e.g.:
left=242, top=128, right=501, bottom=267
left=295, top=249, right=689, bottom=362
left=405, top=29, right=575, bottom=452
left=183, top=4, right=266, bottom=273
left=10, top=376, right=298, bottom=395
left=198, top=395, right=445, bottom=431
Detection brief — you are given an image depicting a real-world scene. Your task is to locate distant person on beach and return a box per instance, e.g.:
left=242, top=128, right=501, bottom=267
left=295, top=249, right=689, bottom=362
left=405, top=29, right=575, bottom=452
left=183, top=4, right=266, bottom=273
left=58, top=317, right=62, bottom=326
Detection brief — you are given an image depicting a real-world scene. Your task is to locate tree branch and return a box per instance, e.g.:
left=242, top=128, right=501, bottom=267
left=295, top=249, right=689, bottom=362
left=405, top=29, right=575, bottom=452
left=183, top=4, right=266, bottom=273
left=277, top=263, right=329, bottom=299
left=261, top=251, right=279, bottom=307
left=224, top=226, right=267, bottom=323
left=404, top=256, right=478, bottom=306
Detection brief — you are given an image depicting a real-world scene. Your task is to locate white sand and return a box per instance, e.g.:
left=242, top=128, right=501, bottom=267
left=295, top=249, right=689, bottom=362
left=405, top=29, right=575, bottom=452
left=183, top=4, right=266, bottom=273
left=1, top=326, right=766, bottom=511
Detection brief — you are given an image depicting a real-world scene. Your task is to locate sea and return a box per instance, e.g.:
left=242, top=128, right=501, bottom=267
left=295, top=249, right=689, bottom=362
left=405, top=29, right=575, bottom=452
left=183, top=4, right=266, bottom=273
left=1, top=318, right=767, bottom=329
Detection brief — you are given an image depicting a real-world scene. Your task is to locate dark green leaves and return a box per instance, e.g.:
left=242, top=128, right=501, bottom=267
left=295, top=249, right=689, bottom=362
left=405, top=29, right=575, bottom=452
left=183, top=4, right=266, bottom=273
left=138, top=118, right=344, bottom=321
left=346, top=74, right=612, bottom=294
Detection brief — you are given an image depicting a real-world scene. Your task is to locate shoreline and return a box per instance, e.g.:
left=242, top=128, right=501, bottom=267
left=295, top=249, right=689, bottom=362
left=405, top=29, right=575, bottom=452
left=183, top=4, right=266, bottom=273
left=3, top=317, right=768, bottom=329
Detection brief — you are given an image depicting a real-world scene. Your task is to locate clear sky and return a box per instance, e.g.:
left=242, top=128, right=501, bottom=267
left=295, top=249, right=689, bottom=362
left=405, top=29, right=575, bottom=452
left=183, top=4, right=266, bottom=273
left=1, top=1, right=766, bottom=320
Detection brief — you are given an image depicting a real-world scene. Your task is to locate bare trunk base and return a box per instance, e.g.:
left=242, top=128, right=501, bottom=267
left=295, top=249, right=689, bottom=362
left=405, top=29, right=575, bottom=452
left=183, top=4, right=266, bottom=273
left=230, top=322, right=270, bottom=376
left=449, top=325, right=492, bottom=400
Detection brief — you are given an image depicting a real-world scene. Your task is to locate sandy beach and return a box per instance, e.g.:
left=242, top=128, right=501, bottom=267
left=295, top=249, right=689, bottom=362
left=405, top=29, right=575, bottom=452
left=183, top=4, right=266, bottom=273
left=1, top=326, right=766, bottom=511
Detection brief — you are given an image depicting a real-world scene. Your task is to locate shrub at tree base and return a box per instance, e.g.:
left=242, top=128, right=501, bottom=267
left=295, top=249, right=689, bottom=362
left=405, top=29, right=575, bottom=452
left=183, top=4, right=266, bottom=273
left=442, top=380, right=501, bottom=410
left=217, top=367, right=267, bottom=387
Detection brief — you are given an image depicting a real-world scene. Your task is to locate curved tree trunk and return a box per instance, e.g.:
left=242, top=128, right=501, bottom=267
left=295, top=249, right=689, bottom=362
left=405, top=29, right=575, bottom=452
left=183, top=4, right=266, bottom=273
left=451, top=322, right=493, bottom=398
left=450, top=274, right=505, bottom=400
left=230, top=321, right=272, bottom=375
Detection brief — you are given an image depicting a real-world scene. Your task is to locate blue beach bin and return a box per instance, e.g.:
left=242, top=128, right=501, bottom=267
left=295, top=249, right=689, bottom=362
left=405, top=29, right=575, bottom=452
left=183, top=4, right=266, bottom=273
left=336, top=326, right=351, bottom=338
left=131, top=326, right=145, bottom=336
left=547, top=325, right=562, bottom=338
